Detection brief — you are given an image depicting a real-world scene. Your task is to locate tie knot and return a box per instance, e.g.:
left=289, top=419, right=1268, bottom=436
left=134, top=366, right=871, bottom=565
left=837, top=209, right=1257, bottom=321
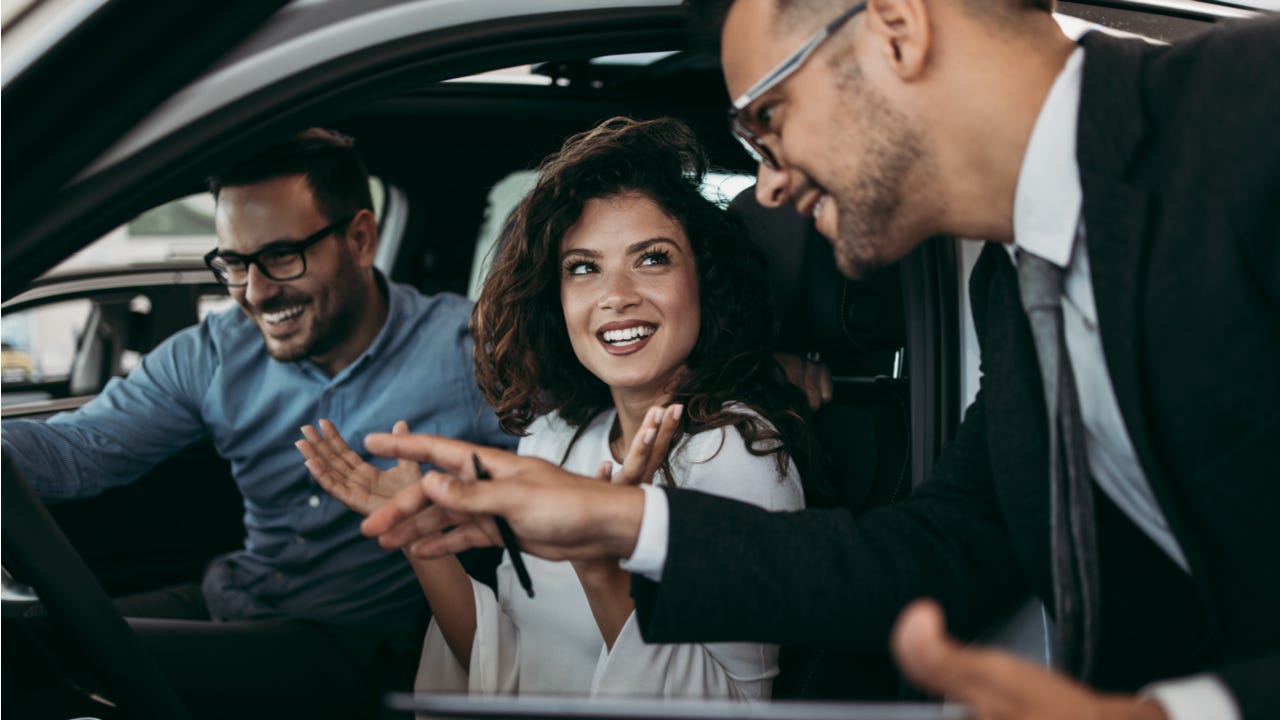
left=1017, top=249, right=1065, bottom=313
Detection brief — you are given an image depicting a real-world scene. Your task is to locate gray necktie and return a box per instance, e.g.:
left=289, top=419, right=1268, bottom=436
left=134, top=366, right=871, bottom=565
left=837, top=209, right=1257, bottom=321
left=1016, top=249, right=1100, bottom=681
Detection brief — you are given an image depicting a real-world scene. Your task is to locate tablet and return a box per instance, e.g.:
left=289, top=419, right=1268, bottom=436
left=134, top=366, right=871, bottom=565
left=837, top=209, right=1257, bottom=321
left=389, top=693, right=971, bottom=720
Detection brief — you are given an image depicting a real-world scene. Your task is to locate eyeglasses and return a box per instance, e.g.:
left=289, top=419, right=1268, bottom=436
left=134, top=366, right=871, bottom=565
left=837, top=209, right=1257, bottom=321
left=204, top=216, right=353, bottom=287
left=728, top=2, right=866, bottom=169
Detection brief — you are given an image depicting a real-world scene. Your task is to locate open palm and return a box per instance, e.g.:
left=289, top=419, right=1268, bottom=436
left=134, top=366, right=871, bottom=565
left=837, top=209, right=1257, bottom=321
left=297, top=418, right=422, bottom=516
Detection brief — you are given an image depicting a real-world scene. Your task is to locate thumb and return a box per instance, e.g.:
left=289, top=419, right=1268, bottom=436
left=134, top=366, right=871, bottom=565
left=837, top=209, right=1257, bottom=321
left=891, top=599, right=966, bottom=694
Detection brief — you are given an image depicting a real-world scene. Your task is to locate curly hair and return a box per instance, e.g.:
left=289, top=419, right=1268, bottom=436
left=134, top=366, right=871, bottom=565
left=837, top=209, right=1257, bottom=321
left=473, top=116, right=824, bottom=491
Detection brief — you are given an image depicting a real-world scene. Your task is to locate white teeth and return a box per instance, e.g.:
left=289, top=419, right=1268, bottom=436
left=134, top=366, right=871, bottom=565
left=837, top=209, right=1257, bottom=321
left=601, top=325, right=656, bottom=345
left=813, top=195, right=827, bottom=219
left=262, top=305, right=305, bottom=324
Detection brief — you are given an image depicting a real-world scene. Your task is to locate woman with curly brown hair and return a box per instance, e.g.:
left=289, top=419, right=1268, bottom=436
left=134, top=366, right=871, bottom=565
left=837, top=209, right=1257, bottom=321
left=300, top=116, right=822, bottom=699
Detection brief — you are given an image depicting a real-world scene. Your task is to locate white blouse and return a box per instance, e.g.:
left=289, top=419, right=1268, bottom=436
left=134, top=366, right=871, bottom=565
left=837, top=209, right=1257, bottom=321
left=414, top=408, right=805, bottom=700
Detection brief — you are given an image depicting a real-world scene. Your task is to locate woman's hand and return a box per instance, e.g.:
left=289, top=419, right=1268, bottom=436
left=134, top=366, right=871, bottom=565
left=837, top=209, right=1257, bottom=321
left=296, top=418, right=421, bottom=516
left=607, top=404, right=683, bottom=486
left=573, top=404, right=679, bottom=649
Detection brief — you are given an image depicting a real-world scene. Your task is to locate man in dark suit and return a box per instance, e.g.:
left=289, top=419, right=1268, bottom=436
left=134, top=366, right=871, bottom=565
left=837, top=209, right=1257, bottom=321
left=357, top=1, right=1279, bottom=718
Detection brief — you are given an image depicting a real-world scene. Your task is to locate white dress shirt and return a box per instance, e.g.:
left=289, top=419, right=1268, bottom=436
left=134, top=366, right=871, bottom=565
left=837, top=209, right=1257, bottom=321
left=622, top=43, right=1239, bottom=720
left=1010, top=48, right=1235, bottom=719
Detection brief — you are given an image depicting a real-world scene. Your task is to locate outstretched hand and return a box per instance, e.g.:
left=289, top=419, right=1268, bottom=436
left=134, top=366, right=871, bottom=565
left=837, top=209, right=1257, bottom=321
left=296, top=418, right=421, bottom=516
left=597, top=404, right=683, bottom=486
left=891, top=600, right=1168, bottom=720
left=359, top=434, right=645, bottom=563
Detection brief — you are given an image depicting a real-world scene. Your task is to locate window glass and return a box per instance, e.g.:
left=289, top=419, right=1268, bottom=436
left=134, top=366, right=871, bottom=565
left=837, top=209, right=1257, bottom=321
left=1, top=298, right=93, bottom=384
left=466, top=170, right=756, bottom=299
left=3, top=179, right=387, bottom=400
left=50, top=178, right=385, bottom=274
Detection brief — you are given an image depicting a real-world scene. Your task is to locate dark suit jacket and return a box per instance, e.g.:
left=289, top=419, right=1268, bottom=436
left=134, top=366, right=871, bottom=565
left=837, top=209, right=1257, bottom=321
left=633, top=18, right=1280, bottom=718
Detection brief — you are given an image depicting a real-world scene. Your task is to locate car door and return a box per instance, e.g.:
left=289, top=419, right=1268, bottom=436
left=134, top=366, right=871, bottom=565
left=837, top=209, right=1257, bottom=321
left=1, top=0, right=289, bottom=292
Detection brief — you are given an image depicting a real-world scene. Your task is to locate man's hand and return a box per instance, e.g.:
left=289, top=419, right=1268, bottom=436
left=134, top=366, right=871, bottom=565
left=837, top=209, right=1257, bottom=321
left=774, top=353, right=833, bottom=411
left=296, top=419, right=420, bottom=516
left=891, top=599, right=1168, bottom=720
left=359, top=434, right=646, bottom=563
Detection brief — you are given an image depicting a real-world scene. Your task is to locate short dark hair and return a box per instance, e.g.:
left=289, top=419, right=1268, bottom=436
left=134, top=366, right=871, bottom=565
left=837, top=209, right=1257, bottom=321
left=207, top=128, right=373, bottom=223
left=684, top=0, right=1056, bottom=48
left=474, top=116, right=824, bottom=489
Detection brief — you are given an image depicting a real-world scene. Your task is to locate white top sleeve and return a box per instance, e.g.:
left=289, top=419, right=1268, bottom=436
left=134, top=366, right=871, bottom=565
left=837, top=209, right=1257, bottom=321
left=1144, top=675, right=1241, bottom=720
left=414, top=577, right=521, bottom=695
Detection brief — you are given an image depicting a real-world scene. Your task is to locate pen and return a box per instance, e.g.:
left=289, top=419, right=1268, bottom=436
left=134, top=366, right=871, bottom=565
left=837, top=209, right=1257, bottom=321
left=471, top=452, right=535, bottom=599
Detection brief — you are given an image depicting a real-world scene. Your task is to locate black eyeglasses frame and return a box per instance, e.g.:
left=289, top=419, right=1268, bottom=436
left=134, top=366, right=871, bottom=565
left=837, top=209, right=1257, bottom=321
left=204, top=216, right=354, bottom=287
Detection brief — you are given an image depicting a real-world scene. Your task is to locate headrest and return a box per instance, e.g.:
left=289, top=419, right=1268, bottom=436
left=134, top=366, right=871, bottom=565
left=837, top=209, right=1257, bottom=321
left=728, top=187, right=905, bottom=371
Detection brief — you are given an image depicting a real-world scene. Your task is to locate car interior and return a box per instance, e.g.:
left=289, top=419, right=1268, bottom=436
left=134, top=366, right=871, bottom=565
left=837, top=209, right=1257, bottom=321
left=1, top=1, right=1254, bottom=717
left=2, top=45, right=944, bottom=715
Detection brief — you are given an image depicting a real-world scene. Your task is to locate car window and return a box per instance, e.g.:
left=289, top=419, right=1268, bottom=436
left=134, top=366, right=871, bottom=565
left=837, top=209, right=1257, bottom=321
left=51, top=179, right=387, bottom=274
left=1, top=298, right=92, bottom=387
left=466, top=169, right=756, bottom=300
left=0, top=179, right=386, bottom=404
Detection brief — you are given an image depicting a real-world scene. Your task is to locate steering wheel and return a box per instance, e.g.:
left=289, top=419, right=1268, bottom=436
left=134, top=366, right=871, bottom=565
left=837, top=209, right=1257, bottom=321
left=2, top=454, right=191, bottom=720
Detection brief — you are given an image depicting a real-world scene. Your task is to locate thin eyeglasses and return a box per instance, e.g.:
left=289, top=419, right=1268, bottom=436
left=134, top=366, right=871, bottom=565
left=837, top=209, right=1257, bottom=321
left=728, top=2, right=866, bottom=169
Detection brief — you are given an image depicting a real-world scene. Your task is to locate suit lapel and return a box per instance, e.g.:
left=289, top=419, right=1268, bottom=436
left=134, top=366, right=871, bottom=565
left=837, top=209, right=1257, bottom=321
left=975, top=245, right=1054, bottom=596
left=1076, top=32, right=1189, bottom=552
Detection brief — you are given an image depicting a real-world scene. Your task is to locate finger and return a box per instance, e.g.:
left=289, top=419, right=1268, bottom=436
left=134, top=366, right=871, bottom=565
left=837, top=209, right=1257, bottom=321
left=319, top=418, right=364, bottom=473
left=596, top=460, right=614, bottom=481
left=642, top=403, right=682, bottom=481
left=299, top=437, right=342, bottom=485
left=295, top=435, right=318, bottom=462
left=362, top=476, right=436, bottom=536
left=304, top=421, right=351, bottom=473
left=305, top=458, right=351, bottom=500
left=802, top=364, right=823, bottom=410
left=818, top=363, right=834, bottom=406
left=890, top=600, right=1023, bottom=711
left=366, top=432, right=507, bottom=473
left=618, top=406, right=661, bottom=479
left=891, top=599, right=961, bottom=691
left=376, top=503, right=460, bottom=550
left=392, top=420, right=418, bottom=473
left=407, top=519, right=502, bottom=558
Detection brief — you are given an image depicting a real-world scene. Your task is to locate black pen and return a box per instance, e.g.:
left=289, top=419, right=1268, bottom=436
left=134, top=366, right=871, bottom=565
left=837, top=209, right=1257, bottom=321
left=471, top=452, right=535, bottom=599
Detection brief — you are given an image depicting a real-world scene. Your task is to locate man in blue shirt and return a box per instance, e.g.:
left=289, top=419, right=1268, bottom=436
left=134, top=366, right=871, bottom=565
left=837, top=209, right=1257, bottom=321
left=1, top=128, right=512, bottom=718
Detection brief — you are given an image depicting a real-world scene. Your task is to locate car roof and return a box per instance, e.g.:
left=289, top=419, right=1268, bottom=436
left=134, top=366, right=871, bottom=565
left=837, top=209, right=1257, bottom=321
left=2, top=0, right=1262, bottom=297
left=82, top=0, right=1262, bottom=179
left=90, top=1, right=682, bottom=176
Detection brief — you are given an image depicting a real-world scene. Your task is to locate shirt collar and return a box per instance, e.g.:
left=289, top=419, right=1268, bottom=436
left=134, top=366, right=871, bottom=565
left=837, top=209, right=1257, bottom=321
left=304, top=269, right=397, bottom=382
left=349, top=269, right=398, bottom=367
left=1009, top=46, right=1085, bottom=269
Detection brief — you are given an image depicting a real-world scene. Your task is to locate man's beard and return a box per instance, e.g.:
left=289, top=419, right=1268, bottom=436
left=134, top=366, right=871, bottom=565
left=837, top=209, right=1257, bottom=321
left=827, top=62, right=933, bottom=280
left=253, top=257, right=368, bottom=363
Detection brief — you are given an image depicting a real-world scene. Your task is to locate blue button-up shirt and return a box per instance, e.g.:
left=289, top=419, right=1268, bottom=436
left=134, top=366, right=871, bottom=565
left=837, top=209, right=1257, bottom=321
left=3, top=275, right=513, bottom=623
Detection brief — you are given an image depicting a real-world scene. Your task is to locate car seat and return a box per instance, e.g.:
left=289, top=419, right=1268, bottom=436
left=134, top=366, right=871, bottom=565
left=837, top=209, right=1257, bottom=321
left=727, top=187, right=910, bottom=700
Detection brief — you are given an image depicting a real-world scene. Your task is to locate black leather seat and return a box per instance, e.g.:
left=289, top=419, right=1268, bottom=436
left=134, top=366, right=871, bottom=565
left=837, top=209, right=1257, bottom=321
left=728, top=187, right=910, bottom=700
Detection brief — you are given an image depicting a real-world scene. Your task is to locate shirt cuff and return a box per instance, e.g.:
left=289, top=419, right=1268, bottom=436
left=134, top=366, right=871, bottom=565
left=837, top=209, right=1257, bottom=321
left=1143, top=674, right=1240, bottom=720
left=618, top=484, right=669, bottom=581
